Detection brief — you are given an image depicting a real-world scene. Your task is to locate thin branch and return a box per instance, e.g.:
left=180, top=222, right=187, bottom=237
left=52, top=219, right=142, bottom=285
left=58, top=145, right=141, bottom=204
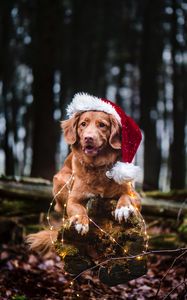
left=73, top=247, right=187, bottom=282
left=155, top=249, right=187, bottom=298
left=162, top=280, right=187, bottom=300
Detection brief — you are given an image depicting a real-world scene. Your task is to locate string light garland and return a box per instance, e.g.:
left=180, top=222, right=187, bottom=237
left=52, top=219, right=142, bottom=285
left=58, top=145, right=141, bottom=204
left=126, top=181, right=149, bottom=253
left=46, top=172, right=149, bottom=295
left=88, top=217, right=125, bottom=251
left=135, top=206, right=149, bottom=252
left=47, top=171, right=75, bottom=245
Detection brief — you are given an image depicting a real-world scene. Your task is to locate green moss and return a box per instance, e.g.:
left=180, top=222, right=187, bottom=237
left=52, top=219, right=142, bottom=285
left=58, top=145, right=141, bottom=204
left=25, top=224, right=44, bottom=234
left=11, top=295, right=27, bottom=300
left=143, top=189, right=187, bottom=200
left=0, top=199, right=47, bottom=216
left=178, top=217, right=187, bottom=242
left=54, top=241, right=78, bottom=259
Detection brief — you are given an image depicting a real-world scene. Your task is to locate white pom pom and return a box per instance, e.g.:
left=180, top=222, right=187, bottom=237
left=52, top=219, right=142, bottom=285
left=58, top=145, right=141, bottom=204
left=106, top=161, right=142, bottom=184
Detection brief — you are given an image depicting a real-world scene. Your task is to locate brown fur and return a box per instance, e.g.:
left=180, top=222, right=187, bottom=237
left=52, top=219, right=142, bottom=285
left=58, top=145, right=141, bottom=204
left=26, top=111, right=141, bottom=253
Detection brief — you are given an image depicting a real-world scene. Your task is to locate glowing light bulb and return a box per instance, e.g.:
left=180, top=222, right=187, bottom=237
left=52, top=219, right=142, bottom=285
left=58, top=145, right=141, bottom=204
left=110, top=237, right=116, bottom=242
left=136, top=255, right=142, bottom=260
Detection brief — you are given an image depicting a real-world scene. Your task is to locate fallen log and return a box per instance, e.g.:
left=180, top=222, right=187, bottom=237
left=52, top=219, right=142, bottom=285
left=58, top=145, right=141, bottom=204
left=149, top=233, right=183, bottom=250
left=0, top=177, right=186, bottom=218
left=0, top=176, right=52, bottom=201
left=142, top=197, right=187, bottom=218
left=142, top=189, right=187, bottom=201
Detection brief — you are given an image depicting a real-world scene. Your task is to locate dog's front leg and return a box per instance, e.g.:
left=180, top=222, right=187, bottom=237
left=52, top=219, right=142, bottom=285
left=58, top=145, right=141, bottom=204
left=115, top=191, right=141, bottom=223
left=114, top=195, right=135, bottom=223
left=67, top=197, right=89, bottom=235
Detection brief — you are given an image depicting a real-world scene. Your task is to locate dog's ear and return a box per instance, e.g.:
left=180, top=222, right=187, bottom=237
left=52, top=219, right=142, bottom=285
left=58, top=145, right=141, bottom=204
left=61, top=113, right=80, bottom=144
left=109, top=115, right=121, bottom=149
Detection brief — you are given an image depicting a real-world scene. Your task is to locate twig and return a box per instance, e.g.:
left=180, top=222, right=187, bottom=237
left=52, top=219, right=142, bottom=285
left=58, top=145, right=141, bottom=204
left=146, top=220, right=160, bottom=228
left=162, top=280, right=187, bottom=300
left=73, top=247, right=187, bottom=282
left=155, top=249, right=187, bottom=298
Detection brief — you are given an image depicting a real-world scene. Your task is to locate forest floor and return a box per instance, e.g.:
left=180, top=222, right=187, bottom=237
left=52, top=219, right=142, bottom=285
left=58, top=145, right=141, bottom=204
left=0, top=242, right=186, bottom=300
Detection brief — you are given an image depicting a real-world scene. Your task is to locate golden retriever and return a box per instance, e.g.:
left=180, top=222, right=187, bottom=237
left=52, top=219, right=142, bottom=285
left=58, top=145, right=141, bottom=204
left=27, top=109, right=141, bottom=251
left=53, top=110, right=141, bottom=235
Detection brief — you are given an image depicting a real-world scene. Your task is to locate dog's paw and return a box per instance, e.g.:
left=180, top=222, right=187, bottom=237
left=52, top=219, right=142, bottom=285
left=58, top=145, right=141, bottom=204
left=114, top=205, right=135, bottom=223
left=75, top=223, right=89, bottom=235
left=69, top=215, right=89, bottom=235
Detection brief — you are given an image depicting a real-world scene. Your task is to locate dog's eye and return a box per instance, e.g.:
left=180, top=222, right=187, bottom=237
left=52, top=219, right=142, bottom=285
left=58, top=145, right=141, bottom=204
left=81, top=122, right=86, bottom=127
left=99, top=122, right=105, bottom=128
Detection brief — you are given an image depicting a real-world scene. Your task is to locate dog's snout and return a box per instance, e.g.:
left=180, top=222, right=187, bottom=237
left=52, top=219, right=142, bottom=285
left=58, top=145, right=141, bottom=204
left=85, top=136, right=93, bottom=143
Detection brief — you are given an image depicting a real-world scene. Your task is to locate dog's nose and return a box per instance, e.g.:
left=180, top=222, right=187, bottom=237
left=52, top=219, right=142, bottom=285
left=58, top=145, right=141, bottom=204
left=84, top=136, right=93, bottom=143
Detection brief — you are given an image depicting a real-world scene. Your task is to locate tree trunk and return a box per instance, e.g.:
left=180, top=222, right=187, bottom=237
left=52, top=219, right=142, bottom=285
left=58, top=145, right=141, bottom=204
left=0, top=2, right=15, bottom=175
left=31, top=0, right=61, bottom=179
left=170, top=0, right=186, bottom=189
left=140, top=0, right=163, bottom=190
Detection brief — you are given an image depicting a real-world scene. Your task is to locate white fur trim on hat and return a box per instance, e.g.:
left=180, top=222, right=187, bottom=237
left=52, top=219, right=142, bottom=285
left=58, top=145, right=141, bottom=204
left=106, top=162, right=142, bottom=184
left=67, top=92, right=121, bottom=125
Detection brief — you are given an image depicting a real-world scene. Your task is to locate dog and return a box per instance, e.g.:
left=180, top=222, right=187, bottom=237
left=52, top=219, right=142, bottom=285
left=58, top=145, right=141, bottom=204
left=27, top=93, right=142, bottom=252
left=54, top=110, right=141, bottom=234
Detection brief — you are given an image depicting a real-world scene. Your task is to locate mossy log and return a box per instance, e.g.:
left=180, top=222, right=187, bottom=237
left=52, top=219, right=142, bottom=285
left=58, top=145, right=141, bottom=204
left=149, top=233, right=184, bottom=250
left=0, top=176, right=52, bottom=201
left=142, top=197, right=187, bottom=218
left=0, top=177, right=187, bottom=218
left=54, top=197, right=147, bottom=286
left=142, top=189, right=187, bottom=201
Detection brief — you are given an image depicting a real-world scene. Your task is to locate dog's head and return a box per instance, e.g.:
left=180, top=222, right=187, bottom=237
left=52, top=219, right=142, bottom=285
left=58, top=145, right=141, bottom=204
left=61, top=111, right=121, bottom=158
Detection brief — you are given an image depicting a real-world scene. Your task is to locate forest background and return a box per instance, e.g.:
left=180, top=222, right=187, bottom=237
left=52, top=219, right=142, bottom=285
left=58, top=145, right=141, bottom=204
left=0, top=0, right=187, bottom=191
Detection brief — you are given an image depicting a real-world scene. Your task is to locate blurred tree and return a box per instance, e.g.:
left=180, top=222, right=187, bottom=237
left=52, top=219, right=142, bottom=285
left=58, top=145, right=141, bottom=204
left=140, top=0, right=163, bottom=190
left=170, top=0, right=186, bottom=189
left=0, top=1, right=15, bottom=175
left=31, top=0, right=62, bottom=179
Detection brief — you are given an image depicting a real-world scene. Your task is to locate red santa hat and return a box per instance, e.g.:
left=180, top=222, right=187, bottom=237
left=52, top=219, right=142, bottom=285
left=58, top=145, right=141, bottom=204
left=67, top=92, right=142, bottom=183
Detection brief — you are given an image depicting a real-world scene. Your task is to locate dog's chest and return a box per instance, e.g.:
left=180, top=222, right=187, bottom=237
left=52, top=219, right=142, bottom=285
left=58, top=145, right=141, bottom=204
left=82, top=170, right=121, bottom=198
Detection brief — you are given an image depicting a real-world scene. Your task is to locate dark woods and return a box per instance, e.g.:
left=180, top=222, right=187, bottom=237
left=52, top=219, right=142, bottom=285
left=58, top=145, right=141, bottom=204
left=0, top=0, right=186, bottom=190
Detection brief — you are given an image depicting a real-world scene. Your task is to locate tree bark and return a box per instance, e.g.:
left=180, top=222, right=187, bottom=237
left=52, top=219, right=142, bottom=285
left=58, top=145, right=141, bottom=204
left=31, top=0, right=61, bottom=179
left=0, top=1, right=15, bottom=175
left=140, top=0, right=163, bottom=190
left=170, top=0, right=186, bottom=189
